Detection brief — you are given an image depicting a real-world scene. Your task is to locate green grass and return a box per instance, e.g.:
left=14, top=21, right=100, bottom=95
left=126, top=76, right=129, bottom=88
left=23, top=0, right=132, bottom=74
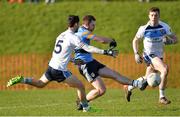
left=0, top=88, right=180, bottom=116
left=0, top=1, right=180, bottom=55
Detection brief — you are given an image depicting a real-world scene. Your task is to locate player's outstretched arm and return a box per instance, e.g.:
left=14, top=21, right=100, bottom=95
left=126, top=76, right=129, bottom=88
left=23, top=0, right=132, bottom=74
left=93, top=36, right=117, bottom=48
left=93, top=36, right=113, bottom=44
left=81, top=44, right=118, bottom=57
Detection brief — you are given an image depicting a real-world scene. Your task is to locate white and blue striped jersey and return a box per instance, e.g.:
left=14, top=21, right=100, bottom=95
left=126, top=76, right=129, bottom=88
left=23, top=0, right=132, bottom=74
left=136, top=21, right=172, bottom=58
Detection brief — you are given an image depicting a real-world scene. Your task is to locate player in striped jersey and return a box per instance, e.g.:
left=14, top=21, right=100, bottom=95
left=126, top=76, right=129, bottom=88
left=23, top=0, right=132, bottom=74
left=125, top=7, right=178, bottom=105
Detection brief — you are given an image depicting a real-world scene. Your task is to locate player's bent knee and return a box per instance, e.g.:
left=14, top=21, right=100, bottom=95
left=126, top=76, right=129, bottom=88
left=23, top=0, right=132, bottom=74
left=98, top=88, right=106, bottom=96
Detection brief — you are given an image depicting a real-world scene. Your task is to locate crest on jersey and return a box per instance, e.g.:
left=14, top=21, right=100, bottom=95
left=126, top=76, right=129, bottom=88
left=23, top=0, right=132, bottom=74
left=160, top=29, right=166, bottom=35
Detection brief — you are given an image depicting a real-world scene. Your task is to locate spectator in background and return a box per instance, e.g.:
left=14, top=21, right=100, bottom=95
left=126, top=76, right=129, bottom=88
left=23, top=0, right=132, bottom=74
left=45, top=0, right=55, bottom=4
left=139, top=0, right=150, bottom=2
left=29, top=0, right=39, bottom=3
left=8, top=0, right=24, bottom=3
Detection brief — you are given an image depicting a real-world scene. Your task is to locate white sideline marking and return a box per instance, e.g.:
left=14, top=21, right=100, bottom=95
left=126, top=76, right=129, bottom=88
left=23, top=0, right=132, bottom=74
left=0, top=103, right=62, bottom=110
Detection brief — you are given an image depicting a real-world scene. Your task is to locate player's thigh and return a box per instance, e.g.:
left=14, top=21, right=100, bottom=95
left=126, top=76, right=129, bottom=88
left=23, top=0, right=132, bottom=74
left=63, top=75, right=84, bottom=88
left=98, top=66, right=119, bottom=79
left=151, top=57, right=167, bottom=72
left=98, top=67, right=114, bottom=78
left=91, top=77, right=106, bottom=90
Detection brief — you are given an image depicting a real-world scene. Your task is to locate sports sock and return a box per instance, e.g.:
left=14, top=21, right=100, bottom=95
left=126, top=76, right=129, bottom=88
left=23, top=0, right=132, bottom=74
left=159, top=89, right=165, bottom=98
left=132, top=80, right=139, bottom=87
left=128, top=85, right=135, bottom=91
left=80, top=101, right=89, bottom=108
left=132, top=76, right=146, bottom=88
left=22, top=78, right=33, bottom=84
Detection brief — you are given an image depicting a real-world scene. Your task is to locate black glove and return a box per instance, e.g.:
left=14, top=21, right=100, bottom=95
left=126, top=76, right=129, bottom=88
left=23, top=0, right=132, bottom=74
left=109, top=39, right=117, bottom=48
left=104, top=49, right=119, bottom=57
left=163, top=38, right=174, bottom=45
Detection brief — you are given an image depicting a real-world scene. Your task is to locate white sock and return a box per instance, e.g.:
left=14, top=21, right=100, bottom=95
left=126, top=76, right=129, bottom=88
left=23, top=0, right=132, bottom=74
left=131, top=76, right=145, bottom=89
left=128, top=85, right=135, bottom=91
left=159, top=89, right=165, bottom=98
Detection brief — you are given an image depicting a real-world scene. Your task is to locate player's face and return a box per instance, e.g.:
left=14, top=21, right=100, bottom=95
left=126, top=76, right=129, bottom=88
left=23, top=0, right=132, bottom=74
left=149, top=11, right=159, bottom=26
left=88, top=21, right=96, bottom=31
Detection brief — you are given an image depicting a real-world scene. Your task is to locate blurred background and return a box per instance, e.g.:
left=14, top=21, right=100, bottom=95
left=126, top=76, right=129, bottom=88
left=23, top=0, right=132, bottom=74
left=0, top=0, right=180, bottom=90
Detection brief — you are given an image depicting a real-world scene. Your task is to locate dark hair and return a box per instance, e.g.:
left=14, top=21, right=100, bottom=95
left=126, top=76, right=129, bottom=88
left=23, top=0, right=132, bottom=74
left=149, top=7, right=160, bottom=15
left=68, top=15, right=79, bottom=27
left=82, top=15, right=96, bottom=25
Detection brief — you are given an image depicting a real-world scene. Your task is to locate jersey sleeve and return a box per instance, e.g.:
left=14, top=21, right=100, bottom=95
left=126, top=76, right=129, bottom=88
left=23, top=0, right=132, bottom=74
left=135, top=26, right=145, bottom=39
left=164, top=23, right=172, bottom=35
left=82, top=31, right=96, bottom=40
left=71, top=35, right=85, bottom=49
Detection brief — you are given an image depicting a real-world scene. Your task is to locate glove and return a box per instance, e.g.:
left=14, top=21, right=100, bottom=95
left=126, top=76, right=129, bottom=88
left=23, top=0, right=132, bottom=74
left=109, top=39, right=117, bottom=48
left=134, top=53, right=143, bottom=64
left=104, top=49, right=119, bottom=57
left=163, top=37, right=174, bottom=45
left=71, top=58, right=85, bottom=65
left=163, top=35, right=177, bottom=45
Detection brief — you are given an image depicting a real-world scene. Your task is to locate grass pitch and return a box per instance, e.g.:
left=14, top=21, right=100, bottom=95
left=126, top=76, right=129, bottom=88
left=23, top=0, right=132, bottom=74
left=0, top=88, right=180, bottom=116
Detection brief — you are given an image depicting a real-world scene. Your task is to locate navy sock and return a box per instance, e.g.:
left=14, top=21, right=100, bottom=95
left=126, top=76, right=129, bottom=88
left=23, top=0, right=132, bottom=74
left=23, top=78, right=33, bottom=84
left=80, top=101, right=88, bottom=108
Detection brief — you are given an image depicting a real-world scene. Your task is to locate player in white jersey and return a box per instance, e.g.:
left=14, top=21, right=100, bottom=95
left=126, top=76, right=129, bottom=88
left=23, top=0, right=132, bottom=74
left=124, top=7, right=178, bottom=105
left=6, top=15, right=119, bottom=112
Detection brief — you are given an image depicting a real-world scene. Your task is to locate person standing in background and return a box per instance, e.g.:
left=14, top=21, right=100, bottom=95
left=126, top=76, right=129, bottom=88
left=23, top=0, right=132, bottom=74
left=8, top=0, right=24, bottom=3
left=45, top=0, right=55, bottom=4
left=29, top=0, right=39, bottom=3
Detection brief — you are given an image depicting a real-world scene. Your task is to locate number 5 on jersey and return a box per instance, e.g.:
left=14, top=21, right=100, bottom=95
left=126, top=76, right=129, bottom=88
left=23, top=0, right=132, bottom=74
left=54, top=40, right=63, bottom=54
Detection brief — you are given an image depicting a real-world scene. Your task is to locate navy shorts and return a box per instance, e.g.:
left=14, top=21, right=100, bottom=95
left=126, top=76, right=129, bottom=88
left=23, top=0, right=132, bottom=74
left=45, top=66, right=72, bottom=82
left=79, top=59, right=105, bottom=82
left=143, top=53, right=163, bottom=66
